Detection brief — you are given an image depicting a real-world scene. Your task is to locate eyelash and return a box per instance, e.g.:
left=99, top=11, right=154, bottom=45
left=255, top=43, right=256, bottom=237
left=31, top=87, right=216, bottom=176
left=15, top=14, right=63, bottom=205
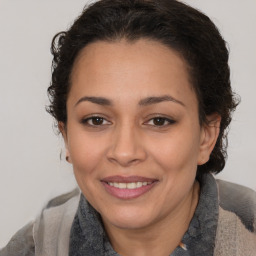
left=81, top=116, right=111, bottom=127
left=145, top=116, right=176, bottom=127
left=80, top=116, right=176, bottom=128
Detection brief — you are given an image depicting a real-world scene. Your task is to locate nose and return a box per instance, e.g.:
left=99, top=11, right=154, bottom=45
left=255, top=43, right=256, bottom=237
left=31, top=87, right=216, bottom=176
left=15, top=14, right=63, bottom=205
left=106, top=123, right=147, bottom=167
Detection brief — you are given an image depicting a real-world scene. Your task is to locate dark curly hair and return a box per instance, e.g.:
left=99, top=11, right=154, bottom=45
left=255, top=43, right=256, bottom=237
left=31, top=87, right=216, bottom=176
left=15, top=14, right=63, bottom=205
left=47, top=0, right=239, bottom=175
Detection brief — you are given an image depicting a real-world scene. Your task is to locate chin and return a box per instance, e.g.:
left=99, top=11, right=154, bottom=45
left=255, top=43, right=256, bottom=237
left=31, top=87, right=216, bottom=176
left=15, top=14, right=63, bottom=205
left=109, top=217, right=152, bottom=230
left=102, top=206, right=156, bottom=230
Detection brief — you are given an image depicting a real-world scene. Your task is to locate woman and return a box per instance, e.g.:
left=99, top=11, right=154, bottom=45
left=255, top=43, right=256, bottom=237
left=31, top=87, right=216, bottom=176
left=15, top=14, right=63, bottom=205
left=1, top=0, right=255, bottom=255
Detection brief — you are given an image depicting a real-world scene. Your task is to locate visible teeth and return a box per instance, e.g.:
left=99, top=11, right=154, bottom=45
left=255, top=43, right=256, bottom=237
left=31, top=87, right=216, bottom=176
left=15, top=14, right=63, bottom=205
left=119, top=183, right=127, bottom=189
left=108, top=181, right=152, bottom=189
left=113, top=182, right=119, bottom=188
left=127, top=182, right=136, bottom=189
left=136, top=182, right=143, bottom=188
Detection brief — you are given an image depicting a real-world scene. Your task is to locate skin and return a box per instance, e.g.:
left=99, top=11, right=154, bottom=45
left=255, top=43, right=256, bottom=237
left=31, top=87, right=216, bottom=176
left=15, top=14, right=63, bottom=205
left=61, top=39, right=220, bottom=256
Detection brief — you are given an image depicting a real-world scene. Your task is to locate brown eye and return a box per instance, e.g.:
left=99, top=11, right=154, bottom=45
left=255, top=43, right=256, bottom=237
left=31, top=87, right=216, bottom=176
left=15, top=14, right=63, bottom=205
left=81, top=116, right=111, bottom=126
left=91, top=117, right=104, bottom=125
left=153, top=117, right=166, bottom=126
left=146, top=117, right=176, bottom=127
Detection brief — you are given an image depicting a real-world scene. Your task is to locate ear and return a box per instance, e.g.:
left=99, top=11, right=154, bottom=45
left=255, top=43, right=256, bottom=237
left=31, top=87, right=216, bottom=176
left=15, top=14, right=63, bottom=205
left=58, top=122, right=72, bottom=163
left=197, top=113, right=221, bottom=165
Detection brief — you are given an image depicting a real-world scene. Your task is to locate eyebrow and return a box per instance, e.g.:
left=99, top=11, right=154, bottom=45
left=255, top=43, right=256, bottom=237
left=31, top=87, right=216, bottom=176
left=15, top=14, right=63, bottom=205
left=75, top=96, right=112, bottom=106
left=138, top=95, right=185, bottom=107
left=75, top=95, right=185, bottom=107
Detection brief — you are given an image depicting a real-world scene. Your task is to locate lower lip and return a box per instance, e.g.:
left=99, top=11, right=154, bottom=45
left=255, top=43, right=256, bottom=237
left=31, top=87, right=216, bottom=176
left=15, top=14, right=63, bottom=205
left=102, top=182, right=156, bottom=199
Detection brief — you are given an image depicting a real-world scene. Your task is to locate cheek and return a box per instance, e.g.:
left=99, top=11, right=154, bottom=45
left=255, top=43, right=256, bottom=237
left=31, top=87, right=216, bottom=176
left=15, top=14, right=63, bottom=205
left=149, top=127, right=201, bottom=173
left=67, top=130, right=107, bottom=177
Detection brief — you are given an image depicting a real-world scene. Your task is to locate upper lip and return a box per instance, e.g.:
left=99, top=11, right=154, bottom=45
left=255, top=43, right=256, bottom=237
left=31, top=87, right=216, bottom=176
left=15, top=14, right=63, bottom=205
left=101, top=175, right=158, bottom=183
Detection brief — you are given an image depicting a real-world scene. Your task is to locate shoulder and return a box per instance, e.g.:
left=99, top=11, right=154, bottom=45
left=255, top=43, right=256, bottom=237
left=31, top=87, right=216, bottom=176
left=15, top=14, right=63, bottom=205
left=44, top=188, right=80, bottom=209
left=0, top=222, right=34, bottom=256
left=0, top=188, right=80, bottom=256
left=214, top=179, right=256, bottom=255
left=34, top=188, right=80, bottom=255
left=216, top=179, right=256, bottom=232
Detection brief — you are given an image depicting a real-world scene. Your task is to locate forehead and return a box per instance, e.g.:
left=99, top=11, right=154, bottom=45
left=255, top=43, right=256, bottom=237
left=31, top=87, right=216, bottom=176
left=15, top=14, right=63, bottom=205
left=69, top=39, right=197, bottom=107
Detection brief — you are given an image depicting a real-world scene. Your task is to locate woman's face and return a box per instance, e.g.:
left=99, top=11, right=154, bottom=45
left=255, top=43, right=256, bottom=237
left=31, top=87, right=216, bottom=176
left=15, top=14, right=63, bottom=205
left=63, top=39, right=214, bottom=230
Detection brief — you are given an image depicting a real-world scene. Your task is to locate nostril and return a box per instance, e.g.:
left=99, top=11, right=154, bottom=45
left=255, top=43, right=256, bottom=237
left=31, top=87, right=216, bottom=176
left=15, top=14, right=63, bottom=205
left=106, top=128, right=147, bottom=165
left=107, top=154, right=141, bottom=167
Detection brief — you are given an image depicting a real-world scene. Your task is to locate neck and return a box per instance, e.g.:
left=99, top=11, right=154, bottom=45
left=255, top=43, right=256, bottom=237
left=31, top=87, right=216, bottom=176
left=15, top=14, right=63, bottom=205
left=103, top=181, right=200, bottom=256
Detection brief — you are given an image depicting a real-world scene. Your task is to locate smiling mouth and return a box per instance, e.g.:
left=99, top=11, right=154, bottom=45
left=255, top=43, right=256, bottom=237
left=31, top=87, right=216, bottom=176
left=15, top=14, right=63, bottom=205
left=101, top=176, right=158, bottom=199
left=107, top=181, right=153, bottom=189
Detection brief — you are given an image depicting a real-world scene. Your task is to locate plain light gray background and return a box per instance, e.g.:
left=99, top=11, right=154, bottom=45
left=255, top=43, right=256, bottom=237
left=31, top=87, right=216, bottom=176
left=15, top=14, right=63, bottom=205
left=0, top=0, right=255, bottom=248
